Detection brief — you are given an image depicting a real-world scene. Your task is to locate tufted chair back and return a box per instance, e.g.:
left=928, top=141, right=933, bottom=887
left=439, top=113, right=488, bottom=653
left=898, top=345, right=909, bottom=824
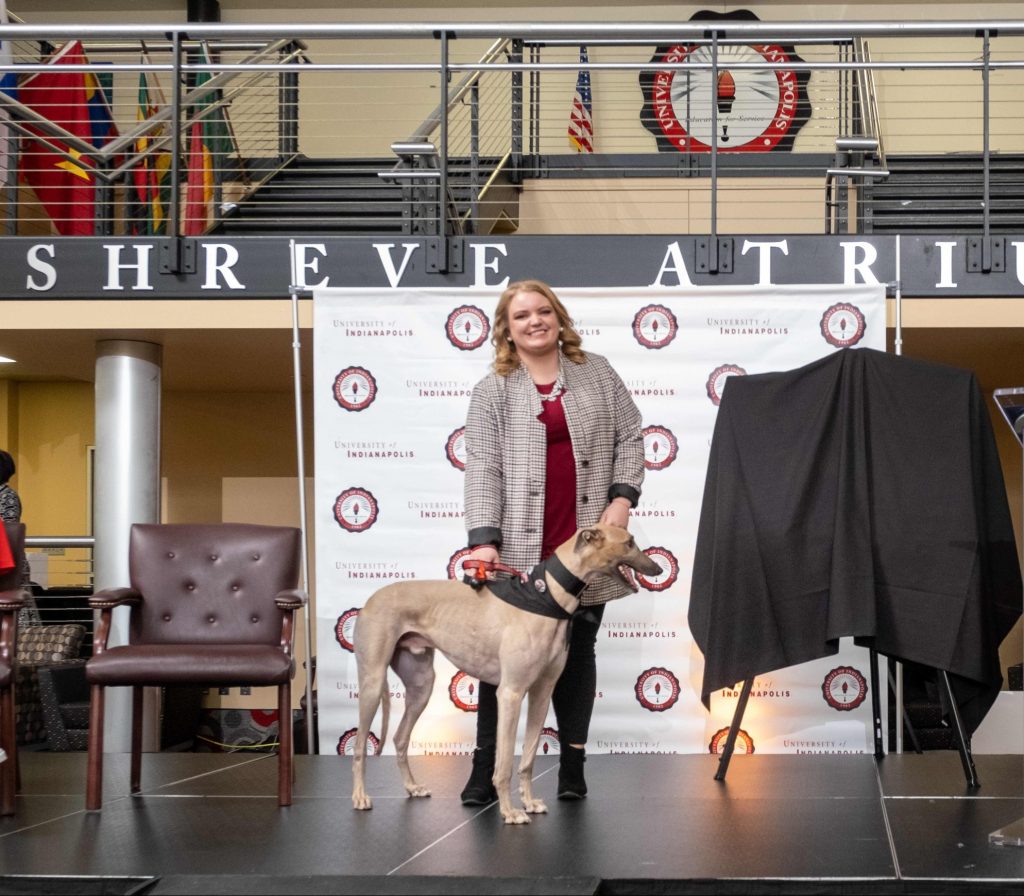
left=84, top=522, right=307, bottom=812
left=127, top=523, right=301, bottom=647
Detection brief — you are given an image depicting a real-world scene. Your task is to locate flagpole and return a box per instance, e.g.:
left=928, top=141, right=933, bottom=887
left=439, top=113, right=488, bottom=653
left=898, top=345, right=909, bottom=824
left=288, top=239, right=315, bottom=756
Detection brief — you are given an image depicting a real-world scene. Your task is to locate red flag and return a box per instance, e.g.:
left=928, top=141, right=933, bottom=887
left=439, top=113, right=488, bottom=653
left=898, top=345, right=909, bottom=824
left=0, top=524, right=14, bottom=575
left=18, top=40, right=117, bottom=236
left=184, top=119, right=209, bottom=236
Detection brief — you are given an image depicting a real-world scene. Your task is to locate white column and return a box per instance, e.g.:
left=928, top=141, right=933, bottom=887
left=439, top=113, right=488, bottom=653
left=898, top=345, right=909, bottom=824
left=94, top=340, right=162, bottom=753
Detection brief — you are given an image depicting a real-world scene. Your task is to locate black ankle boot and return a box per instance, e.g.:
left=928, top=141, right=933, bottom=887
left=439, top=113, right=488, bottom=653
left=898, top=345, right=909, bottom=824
left=557, top=745, right=587, bottom=800
left=460, top=748, right=497, bottom=805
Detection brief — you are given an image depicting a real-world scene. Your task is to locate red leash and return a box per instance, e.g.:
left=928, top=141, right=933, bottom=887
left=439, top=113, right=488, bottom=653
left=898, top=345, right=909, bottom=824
left=462, top=558, right=528, bottom=583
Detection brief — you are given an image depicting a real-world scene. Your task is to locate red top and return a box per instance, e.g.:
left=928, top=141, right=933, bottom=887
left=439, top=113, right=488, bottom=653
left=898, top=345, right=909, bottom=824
left=536, top=382, right=578, bottom=560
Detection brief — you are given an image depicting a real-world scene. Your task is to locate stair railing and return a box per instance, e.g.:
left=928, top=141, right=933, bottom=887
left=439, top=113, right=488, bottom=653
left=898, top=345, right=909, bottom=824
left=382, top=36, right=515, bottom=247
left=825, top=37, right=889, bottom=234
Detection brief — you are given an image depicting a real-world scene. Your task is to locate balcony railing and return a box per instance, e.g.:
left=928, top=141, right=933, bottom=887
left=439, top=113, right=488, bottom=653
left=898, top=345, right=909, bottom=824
left=0, top=18, right=1022, bottom=239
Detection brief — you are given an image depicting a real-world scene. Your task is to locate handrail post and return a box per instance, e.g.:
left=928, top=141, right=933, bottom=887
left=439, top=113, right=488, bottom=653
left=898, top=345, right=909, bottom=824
left=510, top=38, right=523, bottom=183
left=161, top=29, right=186, bottom=273
left=279, top=41, right=299, bottom=160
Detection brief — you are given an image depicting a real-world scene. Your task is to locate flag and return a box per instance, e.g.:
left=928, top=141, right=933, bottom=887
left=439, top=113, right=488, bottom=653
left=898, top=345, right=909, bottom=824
left=185, top=48, right=232, bottom=236
left=129, top=63, right=171, bottom=235
left=0, top=0, right=18, bottom=187
left=18, top=40, right=119, bottom=235
left=568, top=46, right=594, bottom=153
left=0, top=522, right=14, bottom=575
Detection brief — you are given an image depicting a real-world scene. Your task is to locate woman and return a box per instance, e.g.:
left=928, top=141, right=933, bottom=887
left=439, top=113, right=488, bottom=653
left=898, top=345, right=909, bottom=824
left=461, top=279, right=644, bottom=804
left=0, top=449, right=40, bottom=628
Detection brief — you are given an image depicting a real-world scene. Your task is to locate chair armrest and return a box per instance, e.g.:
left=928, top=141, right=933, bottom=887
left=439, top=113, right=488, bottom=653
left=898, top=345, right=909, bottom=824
left=0, top=589, right=26, bottom=611
left=275, top=589, right=308, bottom=611
left=88, top=587, right=143, bottom=610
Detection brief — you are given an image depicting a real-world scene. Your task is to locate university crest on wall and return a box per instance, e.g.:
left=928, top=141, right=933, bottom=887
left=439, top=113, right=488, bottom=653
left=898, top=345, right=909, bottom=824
left=639, top=9, right=811, bottom=153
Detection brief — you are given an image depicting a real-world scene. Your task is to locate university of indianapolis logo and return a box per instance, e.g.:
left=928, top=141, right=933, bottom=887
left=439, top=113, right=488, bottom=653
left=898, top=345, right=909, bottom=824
left=447, top=546, right=474, bottom=580
left=643, top=425, right=678, bottom=471
left=334, top=608, right=359, bottom=653
left=333, top=487, right=379, bottom=533
left=638, top=10, right=811, bottom=154
left=821, top=665, right=868, bottom=711
left=706, top=363, right=747, bottom=405
left=635, top=546, right=679, bottom=592
left=634, top=666, right=681, bottom=712
left=337, top=727, right=381, bottom=756
left=820, top=302, right=867, bottom=348
left=632, top=304, right=679, bottom=350
left=332, top=365, right=378, bottom=412
left=449, top=671, right=482, bottom=712
left=538, top=726, right=560, bottom=756
left=446, top=305, right=490, bottom=351
left=709, top=726, right=755, bottom=755
left=445, top=427, right=467, bottom=471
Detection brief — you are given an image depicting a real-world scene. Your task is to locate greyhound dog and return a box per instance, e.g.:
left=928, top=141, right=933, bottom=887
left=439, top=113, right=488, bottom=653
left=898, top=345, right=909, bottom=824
left=350, top=523, right=661, bottom=824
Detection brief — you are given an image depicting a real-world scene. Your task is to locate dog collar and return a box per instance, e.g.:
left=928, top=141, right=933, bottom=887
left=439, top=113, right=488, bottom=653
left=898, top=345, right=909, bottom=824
left=545, top=553, right=587, bottom=597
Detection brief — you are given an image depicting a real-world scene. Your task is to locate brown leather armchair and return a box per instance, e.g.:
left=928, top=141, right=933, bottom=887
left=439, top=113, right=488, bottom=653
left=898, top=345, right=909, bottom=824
left=1, top=522, right=27, bottom=815
left=85, top=523, right=307, bottom=810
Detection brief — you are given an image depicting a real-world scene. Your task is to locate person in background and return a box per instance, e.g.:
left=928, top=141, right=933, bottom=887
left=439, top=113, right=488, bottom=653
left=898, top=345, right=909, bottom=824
left=460, top=279, right=645, bottom=804
left=0, top=449, right=41, bottom=628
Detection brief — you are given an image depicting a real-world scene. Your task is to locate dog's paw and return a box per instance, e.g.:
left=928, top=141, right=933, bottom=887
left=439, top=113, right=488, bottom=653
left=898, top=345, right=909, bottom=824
left=501, top=808, right=532, bottom=825
left=523, top=797, right=548, bottom=815
left=352, top=794, right=373, bottom=811
left=405, top=785, right=431, bottom=799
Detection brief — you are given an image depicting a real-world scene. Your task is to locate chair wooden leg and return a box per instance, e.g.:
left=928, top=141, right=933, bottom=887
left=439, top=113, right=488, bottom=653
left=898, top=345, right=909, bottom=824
left=1, top=688, right=16, bottom=815
left=278, top=682, right=292, bottom=807
left=86, top=684, right=105, bottom=811
left=130, top=686, right=144, bottom=795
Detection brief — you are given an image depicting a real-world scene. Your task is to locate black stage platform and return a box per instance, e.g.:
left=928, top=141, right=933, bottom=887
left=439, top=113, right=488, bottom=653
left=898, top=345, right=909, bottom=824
left=0, top=752, right=1022, bottom=894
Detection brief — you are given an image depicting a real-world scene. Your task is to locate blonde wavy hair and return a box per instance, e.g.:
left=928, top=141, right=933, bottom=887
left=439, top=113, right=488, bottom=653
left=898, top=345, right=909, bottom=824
left=491, top=280, right=586, bottom=376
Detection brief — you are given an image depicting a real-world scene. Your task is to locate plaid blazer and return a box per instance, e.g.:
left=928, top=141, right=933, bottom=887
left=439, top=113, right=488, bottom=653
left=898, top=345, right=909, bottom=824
left=464, top=351, right=644, bottom=606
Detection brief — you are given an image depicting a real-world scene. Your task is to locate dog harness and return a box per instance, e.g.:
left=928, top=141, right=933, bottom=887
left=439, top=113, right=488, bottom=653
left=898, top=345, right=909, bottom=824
left=463, top=555, right=586, bottom=620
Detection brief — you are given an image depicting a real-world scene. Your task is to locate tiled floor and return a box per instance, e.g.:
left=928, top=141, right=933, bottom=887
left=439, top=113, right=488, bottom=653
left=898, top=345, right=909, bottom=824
left=0, top=751, right=1021, bottom=894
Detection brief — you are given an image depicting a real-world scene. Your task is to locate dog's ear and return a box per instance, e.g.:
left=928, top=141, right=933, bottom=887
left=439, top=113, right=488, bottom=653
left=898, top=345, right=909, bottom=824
left=575, top=527, right=603, bottom=553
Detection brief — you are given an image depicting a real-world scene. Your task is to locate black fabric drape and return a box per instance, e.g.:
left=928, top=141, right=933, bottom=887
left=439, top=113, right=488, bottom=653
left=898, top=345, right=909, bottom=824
left=689, top=347, right=1022, bottom=734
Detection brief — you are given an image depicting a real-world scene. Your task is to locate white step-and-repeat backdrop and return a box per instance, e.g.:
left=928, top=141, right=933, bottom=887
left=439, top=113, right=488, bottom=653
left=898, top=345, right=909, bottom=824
left=313, top=283, right=886, bottom=757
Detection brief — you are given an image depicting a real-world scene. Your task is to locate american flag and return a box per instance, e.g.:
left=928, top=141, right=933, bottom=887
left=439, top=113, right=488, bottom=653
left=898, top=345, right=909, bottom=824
left=567, top=46, right=594, bottom=153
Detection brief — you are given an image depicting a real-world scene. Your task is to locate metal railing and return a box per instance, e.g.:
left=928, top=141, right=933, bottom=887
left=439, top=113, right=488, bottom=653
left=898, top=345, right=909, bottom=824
left=24, top=535, right=95, bottom=654
left=0, top=18, right=1023, bottom=240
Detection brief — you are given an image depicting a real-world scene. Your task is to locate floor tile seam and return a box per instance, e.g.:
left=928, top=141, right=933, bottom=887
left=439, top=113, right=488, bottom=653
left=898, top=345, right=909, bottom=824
left=883, top=794, right=1023, bottom=801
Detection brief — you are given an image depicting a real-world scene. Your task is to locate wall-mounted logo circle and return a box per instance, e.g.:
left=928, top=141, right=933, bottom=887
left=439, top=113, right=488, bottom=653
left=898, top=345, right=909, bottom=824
left=446, top=305, right=490, bottom=351
left=445, top=426, right=467, bottom=471
left=447, top=546, right=474, bottom=581
left=334, top=608, right=359, bottom=653
left=449, top=670, right=483, bottom=712
left=632, top=304, right=678, bottom=350
left=539, top=726, right=560, bottom=756
left=337, top=727, right=381, bottom=756
left=639, top=12, right=810, bottom=154
left=332, top=365, right=378, bottom=412
left=334, top=487, right=379, bottom=533
left=708, top=726, right=755, bottom=755
left=643, top=425, right=679, bottom=471
left=820, top=302, right=866, bottom=348
left=821, top=666, right=868, bottom=711
left=634, top=666, right=681, bottom=712
left=706, top=363, right=747, bottom=406
left=636, top=546, right=679, bottom=592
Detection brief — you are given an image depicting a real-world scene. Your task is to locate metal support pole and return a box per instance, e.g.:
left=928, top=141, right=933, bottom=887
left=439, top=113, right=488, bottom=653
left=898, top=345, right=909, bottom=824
left=288, top=242, right=314, bottom=755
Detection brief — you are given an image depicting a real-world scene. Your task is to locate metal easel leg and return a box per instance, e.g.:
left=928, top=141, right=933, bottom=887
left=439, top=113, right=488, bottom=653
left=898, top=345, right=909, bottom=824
left=940, top=670, right=980, bottom=789
left=714, top=678, right=752, bottom=782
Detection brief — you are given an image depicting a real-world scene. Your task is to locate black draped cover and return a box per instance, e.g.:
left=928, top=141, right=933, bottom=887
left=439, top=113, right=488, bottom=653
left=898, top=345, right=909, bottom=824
left=689, top=348, right=1022, bottom=734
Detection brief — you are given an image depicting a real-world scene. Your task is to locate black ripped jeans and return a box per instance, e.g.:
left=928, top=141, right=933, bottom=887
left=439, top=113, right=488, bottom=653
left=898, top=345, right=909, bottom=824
left=474, top=604, right=606, bottom=750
